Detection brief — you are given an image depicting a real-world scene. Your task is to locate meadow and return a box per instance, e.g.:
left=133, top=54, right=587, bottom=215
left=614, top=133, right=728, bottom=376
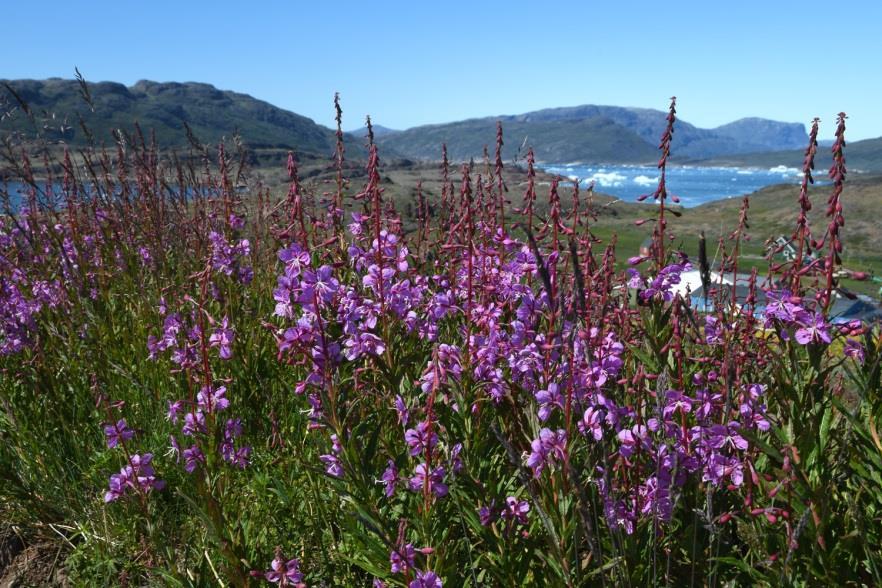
left=1, top=97, right=881, bottom=587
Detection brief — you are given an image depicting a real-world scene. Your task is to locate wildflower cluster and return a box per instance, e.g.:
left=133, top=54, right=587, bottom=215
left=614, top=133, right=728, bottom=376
left=1, top=97, right=879, bottom=588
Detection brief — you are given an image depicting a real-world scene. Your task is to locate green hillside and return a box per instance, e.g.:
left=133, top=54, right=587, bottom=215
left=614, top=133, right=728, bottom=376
left=0, top=79, right=343, bottom=154
left=693, top=136, right=882, bottom=173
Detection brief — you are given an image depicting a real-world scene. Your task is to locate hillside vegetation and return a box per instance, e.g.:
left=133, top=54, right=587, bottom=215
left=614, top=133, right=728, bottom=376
left=1, top=79, right=346, bottom=154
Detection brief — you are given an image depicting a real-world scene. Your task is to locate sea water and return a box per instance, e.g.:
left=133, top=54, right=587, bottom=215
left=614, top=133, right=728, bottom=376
left=540, top=163, right=816, bottom=208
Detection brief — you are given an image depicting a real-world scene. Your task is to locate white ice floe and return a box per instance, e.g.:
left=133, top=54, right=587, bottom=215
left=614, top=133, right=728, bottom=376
left=586, top=171, right=627, bottom=187
left=632, top=175, right=658, bottom=186
left=768, top=165, right=801, bottom=176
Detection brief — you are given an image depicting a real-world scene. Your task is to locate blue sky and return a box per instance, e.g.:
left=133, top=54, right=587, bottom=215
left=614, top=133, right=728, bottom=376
left=4, top=0, right=881, bottom=140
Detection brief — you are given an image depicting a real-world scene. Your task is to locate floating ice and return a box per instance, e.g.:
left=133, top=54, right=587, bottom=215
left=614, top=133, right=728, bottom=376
left=632, top=175, right=658, bottom=187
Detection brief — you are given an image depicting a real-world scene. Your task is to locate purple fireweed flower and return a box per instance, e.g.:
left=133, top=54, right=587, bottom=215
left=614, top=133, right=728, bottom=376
left=390, top=543, right=416, bottom=574
left=104, top=419, right=134, bottom=449
left=273, top=274, right=299, bottom=318
left=639, top=473, right=674, bottom=522
left=707, top=423, right=749, bottom=452
left=844, top=338, right=865, bottom=362
left=705, top=453, right=745, bottom=487
left=263, top=553, right=304, bottom=586
left=794, top=310, right=831, bottom=345
left=183, top=445, right=204, bottom=473
left=693, top=389, right=721, bottom=421
left=104, top=471, right=128, bottom=503
left=765, top=290, right=796, bottom=321
left=208, top=232, right=251, bottom=283
left=535, top=383, right=564, bottom=422
left=526, top=428, right=567, bottom=477
left=380, top=460, right=398, bottom=497
left=663, top=390, right=694, bottom=419
left=306, top=393, right=323, bottom=426
left=502, top=496, right=530, bottom=524
left=300, top=265, right=339, bottom=307
left=638, top=261, right=692, bottom=303
left=404, top=421, right=438, bottom=457
left=197, top=385, right=230, bottom=413
left=409, top=463, right=448, bottom=497
left=224, top=418, right=244, bottom=440
left=449, top=442, right=464, bottom=474
left=363, top=264, right=396, bottom=292
left=704, top=316, right=722, bottom=345
left=617, top=425, right=650, bottom=459
left=428, top=291, right=457, bottom=321
left=479, top=502, right=498, bottom=526
left=739, top=402, right=771, bottom=432
left=578, top=407, right=604, bottom=441
left=228, top=213, right=245, bottom=230
left=394, top=395, right=410, bottom=426
left=320, top=453, right=344, bottom=478
left=330, top=433, right=343, bottom=454
left=343, top=331, right=386, bottom=360
left=348, top=213, right=366, bottom=237
left=182, top=410, right=206, bottom=436
left=278, top=243, right=311, bottom=277
left=597, top=476, right=636, bottom=535
left=167, top=400, right=184, bottom=423
left=409, top=570, right=442, bottom=588
left=220, top=418, right=245, bottom=462
left=626, top=268, right=643, bottom=289
left=104, top=453, right=164, bottom=503
left=209, top=316, right=234, bottom=359
left=223, top=445, right=252, bottom=469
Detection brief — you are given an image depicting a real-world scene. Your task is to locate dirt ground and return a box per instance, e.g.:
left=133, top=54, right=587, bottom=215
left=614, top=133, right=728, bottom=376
left=0, top=528, right=68, bottom=588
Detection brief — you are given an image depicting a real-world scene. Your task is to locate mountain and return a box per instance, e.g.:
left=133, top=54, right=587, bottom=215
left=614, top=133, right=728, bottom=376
left=693, top=136, right=882, bottom=174
left=377, top=105, right=809, bottom=163
left=0, top=78, right=343, bottom=154
left=376, top=116, right=659, bottom=164
left=349, top=124, right=400, bottom=138
left=712, top=117, right=808, bottom=152
left=1, top=79, right=822, bottom=166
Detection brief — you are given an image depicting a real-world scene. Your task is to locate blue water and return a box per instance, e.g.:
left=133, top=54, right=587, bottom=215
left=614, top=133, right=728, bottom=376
left=4, top=164, right=817, bottom=211
left=1, top=182, right=198, bottom=211
left=540, top=164, right=818, bottom=208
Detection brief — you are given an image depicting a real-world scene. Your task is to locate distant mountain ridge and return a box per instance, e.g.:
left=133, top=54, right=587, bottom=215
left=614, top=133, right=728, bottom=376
left=377, top=105, right=809, bottom=163
left=1, top=78, right=820, bottom=165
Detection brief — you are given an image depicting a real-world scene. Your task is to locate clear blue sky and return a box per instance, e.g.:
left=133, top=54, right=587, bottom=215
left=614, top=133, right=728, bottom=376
left=4, top=0, right=881, bottom=140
